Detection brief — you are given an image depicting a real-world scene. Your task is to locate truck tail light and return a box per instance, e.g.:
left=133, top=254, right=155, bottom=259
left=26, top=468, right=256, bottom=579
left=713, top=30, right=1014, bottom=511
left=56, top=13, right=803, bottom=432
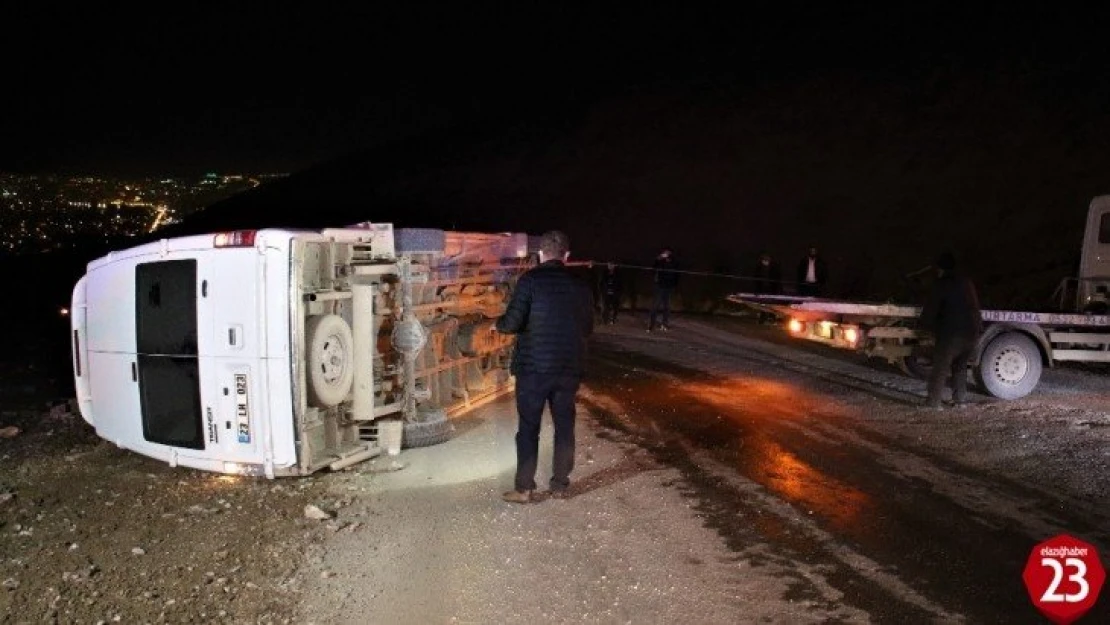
left=788, top=318, right=804, bottom=334
left=844, top=327, right=860, bottom=345
left=213, top=231, right=257, bottom=248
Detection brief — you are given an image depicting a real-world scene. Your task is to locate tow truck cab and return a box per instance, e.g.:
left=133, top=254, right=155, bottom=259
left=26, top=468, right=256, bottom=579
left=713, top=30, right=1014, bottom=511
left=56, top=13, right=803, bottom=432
left=1078, top=195, right=1110, bottom=312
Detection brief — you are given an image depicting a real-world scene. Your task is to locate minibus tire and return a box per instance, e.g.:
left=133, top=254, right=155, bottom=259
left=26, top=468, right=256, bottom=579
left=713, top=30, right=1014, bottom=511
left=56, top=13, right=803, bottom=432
left=403, top=407, right=454, bottom=448
left=306, top=314, right=355, bottom=407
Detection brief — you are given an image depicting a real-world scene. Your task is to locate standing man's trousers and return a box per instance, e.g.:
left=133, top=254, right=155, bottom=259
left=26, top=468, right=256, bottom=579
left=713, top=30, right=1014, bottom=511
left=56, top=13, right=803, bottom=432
left=927, top=335, right=977, bottom=405
left=513, top=372, right=581, bottom=492
left=649, top=287, right=673, bottom=328
left=602, top=292, right=620, bottom=322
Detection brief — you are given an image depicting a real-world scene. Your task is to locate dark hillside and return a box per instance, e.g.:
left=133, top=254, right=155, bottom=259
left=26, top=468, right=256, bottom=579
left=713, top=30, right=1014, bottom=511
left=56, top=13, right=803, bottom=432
left=169, top=73, right=1109, bottom=309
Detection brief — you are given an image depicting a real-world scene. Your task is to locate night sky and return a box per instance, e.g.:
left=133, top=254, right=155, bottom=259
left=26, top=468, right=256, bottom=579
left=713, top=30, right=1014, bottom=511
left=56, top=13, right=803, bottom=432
left=6, top=4, right=764, bottom=174
left=9, top=4, right=1102, bottom=175
left=8, top=4, right=1110, bottom=307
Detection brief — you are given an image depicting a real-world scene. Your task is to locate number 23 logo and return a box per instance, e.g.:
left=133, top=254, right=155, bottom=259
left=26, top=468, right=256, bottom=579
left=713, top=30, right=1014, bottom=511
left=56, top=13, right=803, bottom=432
left=1041, top=557, right=1090, bottom=603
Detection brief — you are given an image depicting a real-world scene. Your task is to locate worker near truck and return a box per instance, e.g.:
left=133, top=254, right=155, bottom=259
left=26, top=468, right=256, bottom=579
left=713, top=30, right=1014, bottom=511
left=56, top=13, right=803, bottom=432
left=598, top=262, right=623, bottom=324
left=496, top=230, right=594, bottom=503
left=649, top=247, right=679, bottom=331
left=795, top=245, right=828, bottom=297
left=918, top=251, right=983, bottom=409
left=753, top=251, right=782, bottom=324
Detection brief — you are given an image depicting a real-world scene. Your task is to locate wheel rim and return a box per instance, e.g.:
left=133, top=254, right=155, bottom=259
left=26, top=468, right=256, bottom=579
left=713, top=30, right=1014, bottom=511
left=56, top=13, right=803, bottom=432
left=991, top=347, right=1028, bottom=385
left=318, top=335, right=348, bottom=385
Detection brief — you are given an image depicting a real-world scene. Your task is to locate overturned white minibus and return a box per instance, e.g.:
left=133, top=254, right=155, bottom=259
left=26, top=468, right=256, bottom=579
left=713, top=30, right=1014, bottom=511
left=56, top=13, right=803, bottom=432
left=70, top=225, right=534, bottom=477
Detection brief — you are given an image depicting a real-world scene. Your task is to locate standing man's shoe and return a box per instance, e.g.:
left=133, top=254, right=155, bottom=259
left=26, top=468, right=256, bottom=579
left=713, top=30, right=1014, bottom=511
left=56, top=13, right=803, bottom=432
left=501, top=489, right=533, bottom=504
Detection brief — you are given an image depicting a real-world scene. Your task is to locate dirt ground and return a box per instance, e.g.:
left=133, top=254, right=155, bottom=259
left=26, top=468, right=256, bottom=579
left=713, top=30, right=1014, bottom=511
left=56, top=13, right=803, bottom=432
left=2, top=313, right=1109, bottom=624
left=0, top=407, right=329, bottom=624
left=0, top=358, right=334, bottom=624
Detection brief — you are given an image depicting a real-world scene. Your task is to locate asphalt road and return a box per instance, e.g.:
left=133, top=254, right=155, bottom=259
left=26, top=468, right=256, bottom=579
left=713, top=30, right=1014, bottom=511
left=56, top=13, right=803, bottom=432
left=580, top=316, right=1110, bottom=624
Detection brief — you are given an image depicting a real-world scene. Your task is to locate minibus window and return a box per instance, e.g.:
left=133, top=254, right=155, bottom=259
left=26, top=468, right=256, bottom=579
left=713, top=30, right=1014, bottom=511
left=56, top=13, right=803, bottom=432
left=137, top=355, right=204, bottom=449
left=136, top=260, right=198, bottom=355
left=135, top=260, right=204, bottom=449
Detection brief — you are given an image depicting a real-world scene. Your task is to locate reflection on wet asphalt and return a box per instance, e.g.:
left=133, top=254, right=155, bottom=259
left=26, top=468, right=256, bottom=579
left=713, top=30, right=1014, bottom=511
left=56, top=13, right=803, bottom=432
left=584, top=335, right=1110, bottom=624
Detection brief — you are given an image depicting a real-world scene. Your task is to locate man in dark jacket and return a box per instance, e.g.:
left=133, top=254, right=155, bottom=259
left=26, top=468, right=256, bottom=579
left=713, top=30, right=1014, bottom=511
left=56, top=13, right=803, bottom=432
left=795, top=246, right=828, bottom=296
left=649, top=247, right=679, bottom=331
left=753, top=252, right=782, bottom=323
left=599, top=262, right=623, bottom=324
left=496, top=231, right=594, bottom=502
left=753, top=252, right=782, bottom=295
left=918, top=251, right=983, bottom=408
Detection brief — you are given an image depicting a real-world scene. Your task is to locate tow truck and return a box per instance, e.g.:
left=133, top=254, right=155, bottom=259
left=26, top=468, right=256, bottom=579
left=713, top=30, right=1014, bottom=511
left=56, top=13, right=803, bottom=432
left=729, top=196, right=1110, bottom=399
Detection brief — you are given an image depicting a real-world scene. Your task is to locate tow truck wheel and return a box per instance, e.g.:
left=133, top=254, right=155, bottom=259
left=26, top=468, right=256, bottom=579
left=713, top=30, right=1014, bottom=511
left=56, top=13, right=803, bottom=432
left=306, top=314, right=355, bottom=407
left=976, top=332, right=1042, bottom=400
left=898, top=345, right=933, bottom=379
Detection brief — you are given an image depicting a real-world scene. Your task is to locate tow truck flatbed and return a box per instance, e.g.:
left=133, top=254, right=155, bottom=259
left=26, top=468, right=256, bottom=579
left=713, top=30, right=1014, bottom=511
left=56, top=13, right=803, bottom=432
left=725, top=293, right=1110, bottom=399
left=727, top=294, right=1110, bottom=327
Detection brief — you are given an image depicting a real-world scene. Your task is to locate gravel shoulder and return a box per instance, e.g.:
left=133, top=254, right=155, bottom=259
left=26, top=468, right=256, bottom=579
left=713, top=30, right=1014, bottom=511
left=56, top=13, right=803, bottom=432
left=0, top=401, right=326, bottom=624
left=299, top=395, right=869, bottom=624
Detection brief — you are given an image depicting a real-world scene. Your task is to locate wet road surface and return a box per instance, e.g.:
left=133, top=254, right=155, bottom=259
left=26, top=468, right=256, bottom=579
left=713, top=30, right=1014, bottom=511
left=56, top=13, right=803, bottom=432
left=582, top=318, right=1110, bottom=624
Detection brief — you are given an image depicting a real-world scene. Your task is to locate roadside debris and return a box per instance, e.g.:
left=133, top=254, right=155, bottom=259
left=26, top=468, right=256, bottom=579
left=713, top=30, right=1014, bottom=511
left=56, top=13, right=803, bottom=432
left=46, top=399, right=78, bottom=422
left=303, top=504, right=335, bottom=521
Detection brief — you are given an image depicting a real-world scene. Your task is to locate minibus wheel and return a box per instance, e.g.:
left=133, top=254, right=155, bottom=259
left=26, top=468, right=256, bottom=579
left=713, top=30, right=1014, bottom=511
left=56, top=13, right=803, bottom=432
left=307, top=314, right=355, bottom=407
left=403, top=406, right=455, bottom=448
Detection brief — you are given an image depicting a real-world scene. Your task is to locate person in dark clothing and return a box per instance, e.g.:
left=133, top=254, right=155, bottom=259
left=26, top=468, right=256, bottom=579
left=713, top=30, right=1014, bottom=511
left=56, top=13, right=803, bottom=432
left=753, top=252, right=782, bottom=323
left=918, top=251, right=983, bottom=409
left=599, top=262, right=623, bottom=324
left=496, top=230, right=594, bottom=503
left=795, top=246, right=828, bottom=297
left=753, top=252, right=783, bottom=295
left=649, top=247, right=679, bottom=331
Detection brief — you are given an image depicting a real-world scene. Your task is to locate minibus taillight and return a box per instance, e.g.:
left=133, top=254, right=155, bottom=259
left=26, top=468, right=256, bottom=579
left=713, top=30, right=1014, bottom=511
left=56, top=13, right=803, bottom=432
left=213, top=231, right=257, bottom=248
left=73, top=329, right=81, bottom=377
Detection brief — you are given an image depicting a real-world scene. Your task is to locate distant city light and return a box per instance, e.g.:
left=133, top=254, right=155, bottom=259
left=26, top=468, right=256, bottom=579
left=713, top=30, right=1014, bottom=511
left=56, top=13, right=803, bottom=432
left=0, top=171, right=286, bottom=255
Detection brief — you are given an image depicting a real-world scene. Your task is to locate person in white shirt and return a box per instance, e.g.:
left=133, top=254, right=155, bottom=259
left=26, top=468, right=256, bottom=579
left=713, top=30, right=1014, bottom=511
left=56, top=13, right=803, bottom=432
left=795, top=246, right=828, bottom=296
